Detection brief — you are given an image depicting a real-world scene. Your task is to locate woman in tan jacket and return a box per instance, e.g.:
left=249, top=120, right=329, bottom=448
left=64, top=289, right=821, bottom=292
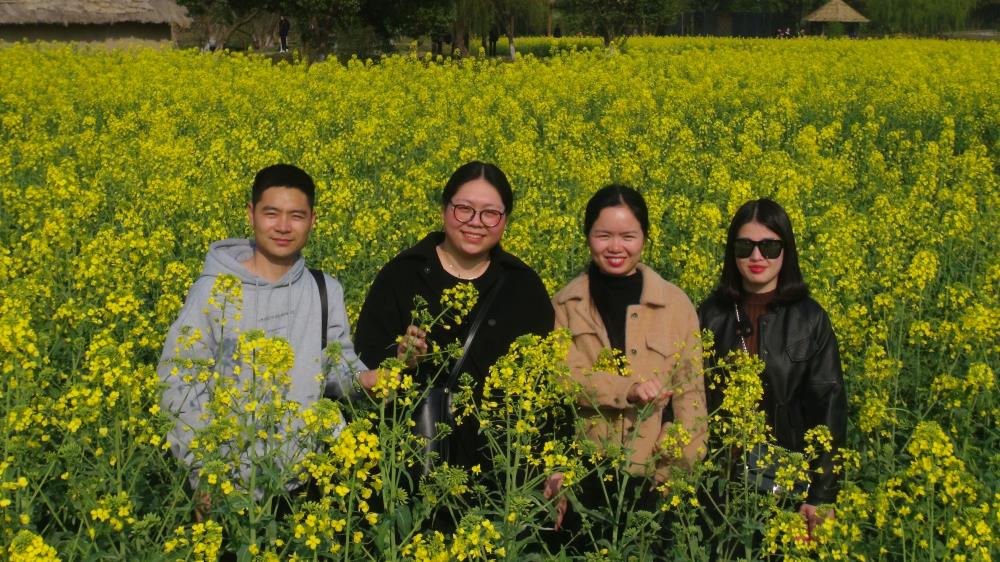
left=545, top=185, right=707, bottom=546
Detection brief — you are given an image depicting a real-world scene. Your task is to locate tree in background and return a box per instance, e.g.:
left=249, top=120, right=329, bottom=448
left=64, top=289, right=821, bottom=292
left=860, top=0, right=980, bottom=34
left=969, top=0, right=1000, bottom=27
left=359, top=0, right=452, bottom=53
left=560, top=0, right=686, bottom=45
left=177, top=0, right=280, bottom=49
left=491, top=0, right=549, bottom=57
left=179, top=0, right=363, bottom=53
left=285, top=0, right=362, bottom=55
left=454, top=0, right=495, bottom=55
left=358, top=0, right=547, bottom=58
left=178, top=0, right=997, bottom=55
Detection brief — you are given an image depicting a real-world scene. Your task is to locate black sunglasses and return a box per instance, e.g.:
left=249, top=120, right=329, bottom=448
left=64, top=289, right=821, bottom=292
left=733, top=238, right=783, bottom=259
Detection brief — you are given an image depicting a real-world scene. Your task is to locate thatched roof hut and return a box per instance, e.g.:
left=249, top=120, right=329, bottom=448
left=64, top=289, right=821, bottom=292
left=0, top=0, right=191, bottom=43
left=804, top=0, right=870, bottom=24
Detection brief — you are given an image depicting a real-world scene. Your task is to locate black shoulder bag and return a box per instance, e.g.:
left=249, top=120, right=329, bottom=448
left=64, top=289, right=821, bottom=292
left=309, top=268, right=328, bottom=349
left=414, top=274, right=506, bottom=476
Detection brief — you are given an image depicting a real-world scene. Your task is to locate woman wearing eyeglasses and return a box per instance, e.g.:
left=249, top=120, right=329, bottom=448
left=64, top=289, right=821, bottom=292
left=354, top=161, right=554, bottom=472
left=698, top=198, right=847, bottom=539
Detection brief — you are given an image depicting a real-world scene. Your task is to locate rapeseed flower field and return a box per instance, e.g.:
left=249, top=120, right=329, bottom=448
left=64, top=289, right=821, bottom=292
left=0, top=37, right=997, bottom=560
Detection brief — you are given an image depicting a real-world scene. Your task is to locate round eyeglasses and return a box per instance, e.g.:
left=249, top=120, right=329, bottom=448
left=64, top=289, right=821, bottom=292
left=448, top=203, right=505, bottom=228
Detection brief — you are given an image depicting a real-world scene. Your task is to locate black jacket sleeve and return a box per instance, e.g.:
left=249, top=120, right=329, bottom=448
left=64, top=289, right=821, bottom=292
left=523, top=271, right=555, bottom=337
left=801, top=308, right=847, bottom=505
left=354, top=263, right=411, bottom=370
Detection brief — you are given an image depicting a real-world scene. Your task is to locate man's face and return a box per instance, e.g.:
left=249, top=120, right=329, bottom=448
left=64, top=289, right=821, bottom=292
left=247, top=186, right=315, bottom=265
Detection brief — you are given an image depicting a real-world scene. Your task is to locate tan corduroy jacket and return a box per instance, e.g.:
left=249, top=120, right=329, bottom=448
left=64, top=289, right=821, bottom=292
left=553, top=263, right=707, bottom=481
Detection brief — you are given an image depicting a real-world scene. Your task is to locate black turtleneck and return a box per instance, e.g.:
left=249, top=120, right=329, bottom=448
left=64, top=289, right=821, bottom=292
left=588, top=262, right=643, bottom=352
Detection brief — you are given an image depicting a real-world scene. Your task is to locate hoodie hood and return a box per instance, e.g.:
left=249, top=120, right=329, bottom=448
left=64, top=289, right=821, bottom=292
left=199, top=239, right=308, bottom=348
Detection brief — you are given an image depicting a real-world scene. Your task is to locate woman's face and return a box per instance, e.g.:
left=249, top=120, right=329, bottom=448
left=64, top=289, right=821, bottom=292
left=734, top=221, right=784, bottom=294
left=442, top=178, right=507, bottom=259
left=588, top=205, right=644, bottom=277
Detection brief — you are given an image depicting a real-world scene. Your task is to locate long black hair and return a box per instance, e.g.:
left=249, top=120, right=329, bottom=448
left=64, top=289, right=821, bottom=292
left=716, top=198, right=808, bottom=304
left=441, top=161, right=514, bottom=215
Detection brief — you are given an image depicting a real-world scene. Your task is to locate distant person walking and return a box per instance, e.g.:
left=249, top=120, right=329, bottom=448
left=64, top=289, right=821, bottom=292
left=279, top=15, right=290, bottom=52
left=488, top=27, right=499, bottom=57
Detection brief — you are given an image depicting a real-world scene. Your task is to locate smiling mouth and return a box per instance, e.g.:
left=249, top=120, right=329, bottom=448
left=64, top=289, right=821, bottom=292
left=461, top=231, right=486, bottom=241
left=606, top=256, right=626, bottom=266
left=748, top=266, right=766, bottom=273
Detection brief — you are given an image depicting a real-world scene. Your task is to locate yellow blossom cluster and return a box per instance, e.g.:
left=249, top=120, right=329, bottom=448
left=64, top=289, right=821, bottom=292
left=162, top=520, right=223, bottom=561
left=6, top=530, right=60, bottom=562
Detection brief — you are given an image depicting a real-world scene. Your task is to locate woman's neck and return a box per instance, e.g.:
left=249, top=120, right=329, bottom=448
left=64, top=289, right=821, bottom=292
left=437, top=240, right=490, bottom=279
left=742, top=289, right=777, bottom=305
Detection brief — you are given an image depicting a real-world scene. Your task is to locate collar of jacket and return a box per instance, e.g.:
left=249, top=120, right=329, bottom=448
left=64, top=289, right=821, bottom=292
left=395, top=231, right=532, bottom=272
left=555, top=262, right=668, bottom=308
left=712, top=288, right=790, bottom=314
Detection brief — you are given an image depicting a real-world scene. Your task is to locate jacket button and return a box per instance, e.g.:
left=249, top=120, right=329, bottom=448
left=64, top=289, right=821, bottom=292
left=630, top=348, right=637, bottom=355
left=487, top=318, right=496, bottom=327
left=762, top=350, right=769, bottom=357
left=630, top=312, right=638, bottom=319
left=422, top=265, right=431, bottom=274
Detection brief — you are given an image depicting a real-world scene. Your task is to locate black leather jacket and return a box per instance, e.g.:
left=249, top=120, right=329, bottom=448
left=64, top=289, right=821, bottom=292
left=698, top=291, right=848, bottom=505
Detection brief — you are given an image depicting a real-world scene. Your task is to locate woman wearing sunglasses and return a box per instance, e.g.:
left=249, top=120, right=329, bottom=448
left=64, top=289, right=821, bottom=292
left=698, top=198, right=847, bottom=539
left=354, top=161, right=554, bottom=476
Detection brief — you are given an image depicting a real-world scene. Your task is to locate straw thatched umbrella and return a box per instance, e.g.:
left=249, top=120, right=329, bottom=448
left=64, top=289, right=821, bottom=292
left=0, top=0, right=191, bottom=43
left=803, top=0, right=869, bottom=36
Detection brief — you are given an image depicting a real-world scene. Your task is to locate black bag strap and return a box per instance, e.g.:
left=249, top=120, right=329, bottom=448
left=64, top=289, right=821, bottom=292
left=309, top=268, right=328, bottom=350
left=444, top=274, right=506, bottom=390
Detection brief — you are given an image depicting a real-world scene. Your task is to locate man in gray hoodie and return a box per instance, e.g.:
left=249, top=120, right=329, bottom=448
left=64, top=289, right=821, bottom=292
left=158, top=164, right=382, bottom=505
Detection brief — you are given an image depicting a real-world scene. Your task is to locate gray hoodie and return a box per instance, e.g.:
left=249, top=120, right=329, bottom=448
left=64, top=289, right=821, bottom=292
left=158, top=238, right=366, bottom=486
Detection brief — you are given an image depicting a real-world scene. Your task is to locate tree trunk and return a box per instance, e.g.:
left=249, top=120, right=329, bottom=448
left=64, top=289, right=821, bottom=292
left=218, top=8, right=263, bottom=50
left=453, top=20, right=468, bottom=56
left=507, top=15, right=516, bottom=59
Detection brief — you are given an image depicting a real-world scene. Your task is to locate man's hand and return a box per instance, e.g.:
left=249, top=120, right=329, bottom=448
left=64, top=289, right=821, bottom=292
left=627, top=380, right=672, bottom=406
left=396, top=325, right=428, bottom=368
left=543, top=472, right=568, bottom=531
left=358, top=369, right=399, bottom=394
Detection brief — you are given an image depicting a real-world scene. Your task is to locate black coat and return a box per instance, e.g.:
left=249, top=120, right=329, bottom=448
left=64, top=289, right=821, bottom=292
left=354, top=232, right=555, bottom=468
left=698, top=291, right=847, bottom=504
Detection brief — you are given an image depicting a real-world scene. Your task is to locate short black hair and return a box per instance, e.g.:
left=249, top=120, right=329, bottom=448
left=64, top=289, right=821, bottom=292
left=583, top=184, right=649, bottom=238
left=441, top=161, right=514, bottom=215
left=716, top=198, right=808, bottom=304
left=251, top=164, right=316, bottom=208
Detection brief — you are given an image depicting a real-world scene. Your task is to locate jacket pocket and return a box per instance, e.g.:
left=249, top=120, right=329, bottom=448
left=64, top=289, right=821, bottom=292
left=566, top=311, right=600, bottom=338
left=804, top=380, right=838, bottom=402
left=645, top=331, right=679, bottom=359
left=784, top=335, right=817, bottom=362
